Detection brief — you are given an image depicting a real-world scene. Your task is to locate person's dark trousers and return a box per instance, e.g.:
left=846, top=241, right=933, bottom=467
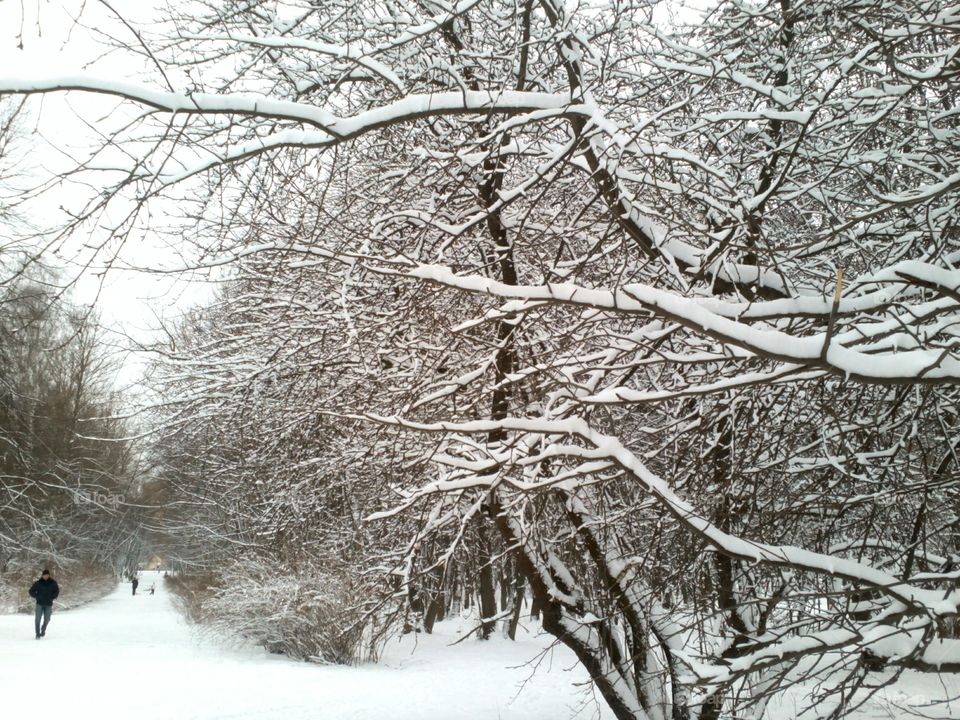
left=34, top=603, right=52, bottom=637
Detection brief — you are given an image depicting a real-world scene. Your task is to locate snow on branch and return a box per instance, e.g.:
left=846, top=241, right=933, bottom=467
left=0, top=74, right=585, bottom=186
left=404, top=265, right=960, bottom=383
left=0, top=74, right=571, bottom=139
left=358, top=413, right=960, bottom=617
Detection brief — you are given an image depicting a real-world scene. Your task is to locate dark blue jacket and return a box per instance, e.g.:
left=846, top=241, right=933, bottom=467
left=29, top=577, right=60, bottom=606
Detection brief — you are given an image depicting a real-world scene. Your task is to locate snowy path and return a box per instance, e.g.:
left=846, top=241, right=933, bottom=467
left=6, top=573, right=952, bottom=720
left=0, top=571, right=611, bottom=720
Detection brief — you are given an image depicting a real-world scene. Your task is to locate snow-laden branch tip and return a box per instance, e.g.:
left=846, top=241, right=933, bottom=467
left=404, top=265, right=960, bottom=383
left=0, top=75, right=572, bottom=133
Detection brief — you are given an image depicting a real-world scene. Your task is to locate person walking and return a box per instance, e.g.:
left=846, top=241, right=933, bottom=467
left=28, top=569, right=59, bottom=639
left=132, top=576, right=139, bottom=595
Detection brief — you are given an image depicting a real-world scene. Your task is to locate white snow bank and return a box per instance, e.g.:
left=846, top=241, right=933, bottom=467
left=0, top=571, right=612, bottom=720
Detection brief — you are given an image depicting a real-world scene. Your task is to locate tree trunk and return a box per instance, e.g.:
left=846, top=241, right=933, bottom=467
left=477, top=518, right=498, bottom=639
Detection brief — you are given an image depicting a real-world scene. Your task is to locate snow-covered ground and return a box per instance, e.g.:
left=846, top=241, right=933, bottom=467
left=0, top=571, right=612, bottom=720
left=2, top=571, right=957, bottom=719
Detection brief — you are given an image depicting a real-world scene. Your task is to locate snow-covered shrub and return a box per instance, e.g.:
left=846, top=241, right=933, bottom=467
left=197, top=557, right=367, bottom=665
left=163, top=572, right=220, bottom=623
left=0, top=562, right=36, bottom=613
left=0, top=561, right=116, bottom=613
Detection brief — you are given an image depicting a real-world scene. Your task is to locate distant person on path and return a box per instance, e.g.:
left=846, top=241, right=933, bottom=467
left=132, top=576, right=139, bottom=595
left=28, top=569, right=59, bottom=639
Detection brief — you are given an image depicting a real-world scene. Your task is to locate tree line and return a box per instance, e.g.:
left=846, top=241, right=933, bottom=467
left=0, top=101, right=139, bottom=604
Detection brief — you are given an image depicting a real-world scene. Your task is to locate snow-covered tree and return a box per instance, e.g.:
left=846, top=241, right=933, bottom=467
left=2, top=0, right=958, bottom=716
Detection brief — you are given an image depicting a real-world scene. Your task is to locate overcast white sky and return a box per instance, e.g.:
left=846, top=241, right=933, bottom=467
left=1, top=0, right=215, bottom=390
